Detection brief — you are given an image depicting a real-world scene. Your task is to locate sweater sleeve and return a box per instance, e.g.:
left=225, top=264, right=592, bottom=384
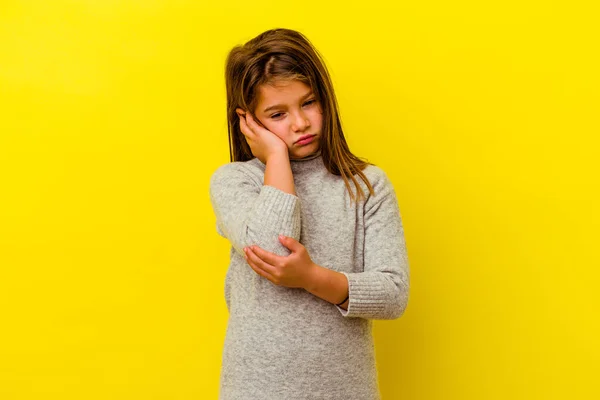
left=209, top=162, right=302, bottom=258
left=335, top=169, right=410, bottom=320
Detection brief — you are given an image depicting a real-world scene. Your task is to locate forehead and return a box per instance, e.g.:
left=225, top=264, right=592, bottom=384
left=256, top=80, right=312, bottom=103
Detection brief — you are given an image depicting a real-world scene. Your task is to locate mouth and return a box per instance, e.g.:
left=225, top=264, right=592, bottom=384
left=295, top=134, right=316, bottom=144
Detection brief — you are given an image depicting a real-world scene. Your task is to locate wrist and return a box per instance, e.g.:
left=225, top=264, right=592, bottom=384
left=303, top=262, right=323, bottom=292
left=303, top=264, right=350, bottom=306
left=266, top=148, right=289, bottom=163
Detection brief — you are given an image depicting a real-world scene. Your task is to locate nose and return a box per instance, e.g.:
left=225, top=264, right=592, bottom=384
left=292, top=111, right=310, bottom=131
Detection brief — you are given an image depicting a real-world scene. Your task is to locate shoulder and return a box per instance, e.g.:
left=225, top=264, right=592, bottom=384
left=359, top=164, right=395, bottom=200
left=361, top=164, right=390, bottom=184
left=210, top=159, right=263, bottom=188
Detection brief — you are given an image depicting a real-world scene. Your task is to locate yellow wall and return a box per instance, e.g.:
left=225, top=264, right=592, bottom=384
left=1, top=1, right=598, bottom=399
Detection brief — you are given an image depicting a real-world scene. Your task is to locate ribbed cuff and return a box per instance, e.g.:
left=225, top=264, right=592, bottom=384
left=253, top=185, right=301, bottom=238
left=338, top=271, right=387, bottom=316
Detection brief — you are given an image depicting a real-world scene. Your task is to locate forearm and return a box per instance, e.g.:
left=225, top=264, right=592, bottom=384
left=264, top=152, right=296, bottom=196
left=304, top=264, right=349, bottom=310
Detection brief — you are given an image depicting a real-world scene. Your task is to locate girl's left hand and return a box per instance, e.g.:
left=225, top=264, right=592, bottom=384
left=243, top=235, right=317, bottom=289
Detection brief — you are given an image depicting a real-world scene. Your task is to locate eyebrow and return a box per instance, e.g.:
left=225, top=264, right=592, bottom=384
left=263, top=91, right=314, bottom=113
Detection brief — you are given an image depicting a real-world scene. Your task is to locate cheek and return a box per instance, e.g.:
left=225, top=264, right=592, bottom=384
left=264, top=121, right=287, bottom=139
left=310, top=111, right=324, bottom=128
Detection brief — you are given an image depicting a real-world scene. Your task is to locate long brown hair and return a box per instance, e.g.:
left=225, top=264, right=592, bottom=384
left=224, top=28, right=375, bottom=203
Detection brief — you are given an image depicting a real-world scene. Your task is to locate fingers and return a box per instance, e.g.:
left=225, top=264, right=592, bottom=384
left=242, top=114, right=257, bottom=134
left=250, top=246, right=282, bottom=267
left=246, top=255, right=272, bottom=282
left=244, top=247, right=278, bottom=283
left=245, top=247, right=277, bottom=275
left=245, top=113, right=268, bottom=132
left=240, top=115, right=254, bottom=140
left=236, top=108, right=263, bottom=131
left=237, top=109, right=259, bottom=142
left=238, top=115, right=250, bottom=137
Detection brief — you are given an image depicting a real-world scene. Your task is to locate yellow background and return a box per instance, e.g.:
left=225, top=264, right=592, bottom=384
left=1, top=1, right=598, bottom=399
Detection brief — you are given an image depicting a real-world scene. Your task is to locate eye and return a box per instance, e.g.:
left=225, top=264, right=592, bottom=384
left=269, top=100, right=316, bottom=120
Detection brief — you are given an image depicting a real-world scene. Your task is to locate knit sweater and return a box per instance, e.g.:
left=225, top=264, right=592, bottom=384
left=209, top=148, right=410, bottom=400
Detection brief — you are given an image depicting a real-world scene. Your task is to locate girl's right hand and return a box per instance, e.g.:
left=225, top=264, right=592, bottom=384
left=236, top=108, right=288, bottom=164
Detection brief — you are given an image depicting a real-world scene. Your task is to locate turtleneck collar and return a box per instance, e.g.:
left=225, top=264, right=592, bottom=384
left=252, top=148, right=323, bottom=174
left=290, top=148, right=322, bottom=162
left=289, top=148, right=323, bottom=174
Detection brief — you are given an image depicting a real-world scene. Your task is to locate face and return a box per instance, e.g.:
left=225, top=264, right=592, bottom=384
left=253, top=79, right=323, bottom=159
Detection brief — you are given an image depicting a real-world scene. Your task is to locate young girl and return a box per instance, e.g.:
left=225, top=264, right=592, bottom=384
left=209, top=28, right=410, bottom=400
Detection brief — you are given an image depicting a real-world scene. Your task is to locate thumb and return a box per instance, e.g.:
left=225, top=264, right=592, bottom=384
left=279, top=235, right=300, bottom=252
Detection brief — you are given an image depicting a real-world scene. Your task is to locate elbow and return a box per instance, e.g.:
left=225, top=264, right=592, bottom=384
left=388, top=283, right=409, bottom=320
left=246, top=228, right=297, bottom=257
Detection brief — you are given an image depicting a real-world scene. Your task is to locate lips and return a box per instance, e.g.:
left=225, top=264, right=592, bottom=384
left=295, top=134, right=315, bottom=144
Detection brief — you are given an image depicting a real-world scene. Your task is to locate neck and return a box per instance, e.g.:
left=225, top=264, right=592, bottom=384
left=253, top=148, right=323, bottom=173
left=290, top=148, right=322, bottom=162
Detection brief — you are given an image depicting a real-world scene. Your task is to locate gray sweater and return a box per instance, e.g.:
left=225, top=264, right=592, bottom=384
left=209, top=149, right=410, bottom=400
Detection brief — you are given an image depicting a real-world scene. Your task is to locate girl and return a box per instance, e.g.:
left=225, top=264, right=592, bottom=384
left=209, top=28, right=410, bottom=400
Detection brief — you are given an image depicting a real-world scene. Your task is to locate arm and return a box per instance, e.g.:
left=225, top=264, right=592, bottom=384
left=264, top=152, right=296, bottom=196
left=209, top=155, right=300, bottom=258
left=333, top=169, right=410, bottom=319
left=304, top=265, right=349, bottom=310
